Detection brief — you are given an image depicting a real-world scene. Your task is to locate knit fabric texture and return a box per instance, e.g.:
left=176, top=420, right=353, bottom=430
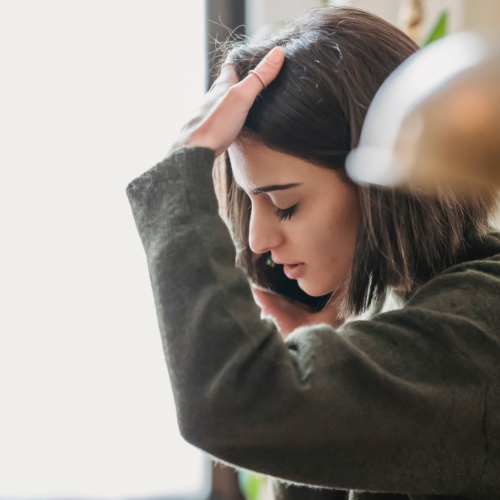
left=126, top=147, right=500, bottom=500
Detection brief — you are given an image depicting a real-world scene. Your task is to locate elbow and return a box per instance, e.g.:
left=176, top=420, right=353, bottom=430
left=177, top=402, right=222, bottom=451
left=177, top=412, right=210, bottom=450
left=176, top=401, right=242, bottom=458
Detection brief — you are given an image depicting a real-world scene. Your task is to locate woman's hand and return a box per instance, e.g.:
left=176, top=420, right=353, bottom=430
left=251, top=285, right=345, bottom=340
left=169, top=46, right=285, bottom=158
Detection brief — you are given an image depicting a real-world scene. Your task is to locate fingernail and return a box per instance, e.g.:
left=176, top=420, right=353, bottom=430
left=266, top=46, right=284, bottom=64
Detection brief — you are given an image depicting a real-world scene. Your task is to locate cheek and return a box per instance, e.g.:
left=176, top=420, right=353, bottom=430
left=296, top=194, right=360, bottom=294
left=301, top=200, right=359, bottom=261
left=328, top=203, right=360, bottom=253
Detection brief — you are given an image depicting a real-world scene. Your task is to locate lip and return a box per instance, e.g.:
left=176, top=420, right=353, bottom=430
left=282, top=263, right=305, bottom=280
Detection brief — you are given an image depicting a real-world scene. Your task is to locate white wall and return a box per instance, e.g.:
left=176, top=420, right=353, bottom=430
left=350, top=0, right=500, bottom=41
left=246, top=0, right=323, bottom=36
left=348, top=0, right=401, bottom=24
left=333, top=0, right=465, bottom=41
left=463, top=0, right=500, bottom=30
left=0, top=1, right=209, bottom=498
left=246, top=0, right=500, bottom=45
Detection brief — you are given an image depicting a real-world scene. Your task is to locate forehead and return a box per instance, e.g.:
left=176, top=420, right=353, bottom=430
left=228, top=138, right=316, bottom=191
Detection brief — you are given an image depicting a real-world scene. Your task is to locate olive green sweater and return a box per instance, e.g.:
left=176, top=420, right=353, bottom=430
left=126, top=147, right=500, bottom=500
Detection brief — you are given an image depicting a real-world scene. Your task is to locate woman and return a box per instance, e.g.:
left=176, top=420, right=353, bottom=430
left=126, top=7, right=500, bottom=499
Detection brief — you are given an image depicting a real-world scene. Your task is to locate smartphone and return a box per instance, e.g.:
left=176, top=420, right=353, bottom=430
left=260, top=256, right=331, bottom=310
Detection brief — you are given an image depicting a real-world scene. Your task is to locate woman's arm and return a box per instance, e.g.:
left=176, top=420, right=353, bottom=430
left=126, top=45, right=500, bottom=495
left=126, top=144, right=500, bottom=496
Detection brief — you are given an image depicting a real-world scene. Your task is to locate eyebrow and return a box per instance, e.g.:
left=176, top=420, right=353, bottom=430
left=252, top=183, right=302, bottom=195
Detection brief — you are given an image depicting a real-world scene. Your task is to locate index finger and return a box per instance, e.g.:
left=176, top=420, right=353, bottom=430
left=208, top=56, right=238, bottom=91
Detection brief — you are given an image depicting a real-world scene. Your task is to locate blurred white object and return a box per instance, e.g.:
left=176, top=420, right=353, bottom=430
left=346, top=32, right=500, bottom=190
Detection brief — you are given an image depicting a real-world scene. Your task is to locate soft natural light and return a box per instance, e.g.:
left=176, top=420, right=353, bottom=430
left=0, top=1, right=209, bottom=498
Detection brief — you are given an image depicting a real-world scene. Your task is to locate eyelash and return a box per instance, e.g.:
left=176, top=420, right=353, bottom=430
left=275, top=204, right=298, bottom=221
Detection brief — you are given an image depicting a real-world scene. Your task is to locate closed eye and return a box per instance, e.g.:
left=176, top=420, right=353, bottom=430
left=275, top=204, right=298, bottom=221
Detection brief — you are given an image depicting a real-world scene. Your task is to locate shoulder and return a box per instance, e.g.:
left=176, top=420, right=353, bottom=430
left=407, top=231, right=500, bottom=317
left=343, top=232, right=500, bottom=379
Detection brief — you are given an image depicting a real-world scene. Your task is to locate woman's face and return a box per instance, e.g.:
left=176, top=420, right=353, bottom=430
left=228, top=138, right=361, bottom=297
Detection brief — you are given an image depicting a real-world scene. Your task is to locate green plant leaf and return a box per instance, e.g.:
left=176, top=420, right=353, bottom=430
left=423, top=11, right=448, bottom=47
left=239, top=470, right=265, bottom=500
left=246, top=475, right=260, bottom=500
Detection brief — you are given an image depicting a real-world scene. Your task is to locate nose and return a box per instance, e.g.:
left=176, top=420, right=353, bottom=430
left=248, top=202, right=285, bottom=255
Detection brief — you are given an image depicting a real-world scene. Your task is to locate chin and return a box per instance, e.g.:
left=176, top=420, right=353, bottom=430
left=297, top=278, right=332, bottom=298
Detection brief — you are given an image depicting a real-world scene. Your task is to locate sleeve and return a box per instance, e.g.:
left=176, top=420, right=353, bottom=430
left=126, top=147, right=499, bottom=496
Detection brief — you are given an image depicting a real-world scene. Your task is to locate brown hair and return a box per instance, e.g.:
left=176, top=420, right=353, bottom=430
left=215, top=7, right=497, bottom=318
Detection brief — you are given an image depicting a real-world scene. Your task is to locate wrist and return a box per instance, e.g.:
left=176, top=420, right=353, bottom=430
left=183, top=135, right=217, bottom=152
left=169, top=132, right=218, bottom=157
